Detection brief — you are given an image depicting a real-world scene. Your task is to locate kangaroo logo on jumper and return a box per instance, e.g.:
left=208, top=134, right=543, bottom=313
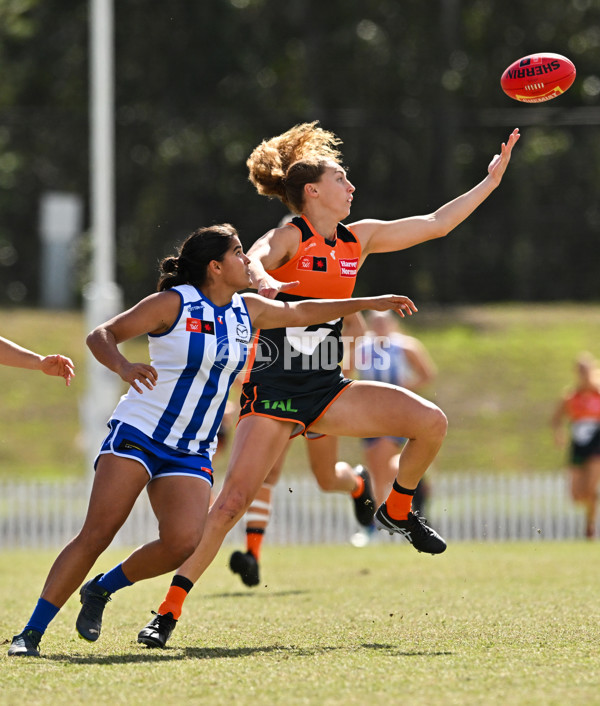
left=186, top=318, right=215, bottom=334
left=262, top=398, right=298, bottom=412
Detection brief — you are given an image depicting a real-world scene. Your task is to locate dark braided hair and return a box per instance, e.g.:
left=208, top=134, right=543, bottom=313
left=157, top=224, right=238, bottom=291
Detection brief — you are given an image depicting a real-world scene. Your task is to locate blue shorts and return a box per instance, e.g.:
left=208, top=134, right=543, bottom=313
left=95, top=420, right=214, bottom=487
left=361, top=435, right=407, bottom=449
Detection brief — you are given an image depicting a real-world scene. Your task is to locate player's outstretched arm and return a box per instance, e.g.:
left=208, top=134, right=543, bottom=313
left=353, top=128, right=521, bottom=256
left=244, top=293, right=417, bottom=330
left=0, top=335, right=75, bottom=386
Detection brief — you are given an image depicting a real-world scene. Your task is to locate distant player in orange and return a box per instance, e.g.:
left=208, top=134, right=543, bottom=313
left=137, top=121, right=519, bottom=649
left=0, top=335, right=74, bottom=385
left=551, top=352, right=600, bottom=539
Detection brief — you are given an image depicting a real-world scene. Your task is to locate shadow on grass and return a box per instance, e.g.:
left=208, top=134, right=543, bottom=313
left=208, top=589, right=308, bottom=599
left=43, top=642, right=452, bottom=664
left=362, top=642, right=453, bottom=657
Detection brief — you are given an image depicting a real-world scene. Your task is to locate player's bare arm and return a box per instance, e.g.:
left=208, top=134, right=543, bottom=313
left=244, top=293, right=417, bottom=330
left=86, top=291, right=180, bottom=393
left=0, top=336, right=75, bottom=385
left=403, top=340, right=437, bottom=391
left=247, top=224, right=300, bottom=298
left=550, top=397, right=569, bottom=448
left=353, top=128, right=520, bottom=258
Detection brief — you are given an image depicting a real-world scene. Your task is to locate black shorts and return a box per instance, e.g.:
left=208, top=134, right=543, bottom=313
left=570, top=426, right=600, bottom=466
left=239, top=378, right=353, bottom=438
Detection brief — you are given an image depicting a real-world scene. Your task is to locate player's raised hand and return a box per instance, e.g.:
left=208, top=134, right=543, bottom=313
left=488, top=128, right=520, bottom=185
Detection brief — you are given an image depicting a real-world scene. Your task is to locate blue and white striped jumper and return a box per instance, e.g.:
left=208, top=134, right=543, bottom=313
left=110, top=284, right=251, bottom=461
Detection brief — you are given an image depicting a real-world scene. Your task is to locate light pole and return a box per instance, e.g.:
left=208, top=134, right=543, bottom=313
left=83, top=0, right=123, bottom=472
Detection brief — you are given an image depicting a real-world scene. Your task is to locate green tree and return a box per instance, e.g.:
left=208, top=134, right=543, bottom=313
left=0, top=0, right=598, bottom=306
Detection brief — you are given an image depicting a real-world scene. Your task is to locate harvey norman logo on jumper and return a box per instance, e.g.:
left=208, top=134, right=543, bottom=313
left=186, top=318, right=215, bottom=334
left=338, top=258, right=358, bottom=277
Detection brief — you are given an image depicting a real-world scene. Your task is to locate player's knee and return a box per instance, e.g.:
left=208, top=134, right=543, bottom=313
left=212, top=487, right=252, bottom=527
left=76, top=524, right=119, bottom=555
left=425, top=405, right=448, bottom=442
left=159, top=527, right=202, bottom=565
left=314, top=473, right=337, bottom=492
left=169, top=537, right=200, bottom=566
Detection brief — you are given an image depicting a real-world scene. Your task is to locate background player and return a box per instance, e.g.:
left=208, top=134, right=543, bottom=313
left=350, top=310, right=437, bottom=546
left=551, top=352, right=600, bottom=539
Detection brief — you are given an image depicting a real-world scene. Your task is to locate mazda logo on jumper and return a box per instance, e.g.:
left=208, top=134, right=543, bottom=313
left=207, top=334, right=279, bottom=372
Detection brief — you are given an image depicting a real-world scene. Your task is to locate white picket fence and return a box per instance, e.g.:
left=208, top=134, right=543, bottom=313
left=0, top=472, right=590, bottom=550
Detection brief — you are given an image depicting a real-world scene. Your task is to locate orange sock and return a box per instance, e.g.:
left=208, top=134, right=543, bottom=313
left=158, top=585, right=188, bottom=621
left=244, top=483, right=272, bottom=559
left=246, top=529, right=265, bottom=560
left=385, top=482, right=415, bottom=521
left=351, top=474, right=365, bottom=499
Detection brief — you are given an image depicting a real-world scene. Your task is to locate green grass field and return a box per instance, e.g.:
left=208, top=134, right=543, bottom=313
left=1, top=542, right=599, bottom=705
left=1, top=303, right=599, bottom=480
left=2, top=306, right=598, bottom=704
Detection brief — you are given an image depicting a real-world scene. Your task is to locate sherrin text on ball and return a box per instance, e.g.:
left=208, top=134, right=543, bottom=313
left=501, top=52, right=576, bottom=103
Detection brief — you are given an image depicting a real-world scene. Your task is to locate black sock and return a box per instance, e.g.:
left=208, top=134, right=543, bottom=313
left=171, top=574, right=194, bottom=594
left=393, top=481, right=416, bottom=496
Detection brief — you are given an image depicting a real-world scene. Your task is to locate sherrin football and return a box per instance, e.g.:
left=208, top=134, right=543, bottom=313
left=500, top=52, right=576, bottom=103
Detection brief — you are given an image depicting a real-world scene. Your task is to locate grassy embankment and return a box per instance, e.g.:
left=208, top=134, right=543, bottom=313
left=0, top=303, right=598, bottom=481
